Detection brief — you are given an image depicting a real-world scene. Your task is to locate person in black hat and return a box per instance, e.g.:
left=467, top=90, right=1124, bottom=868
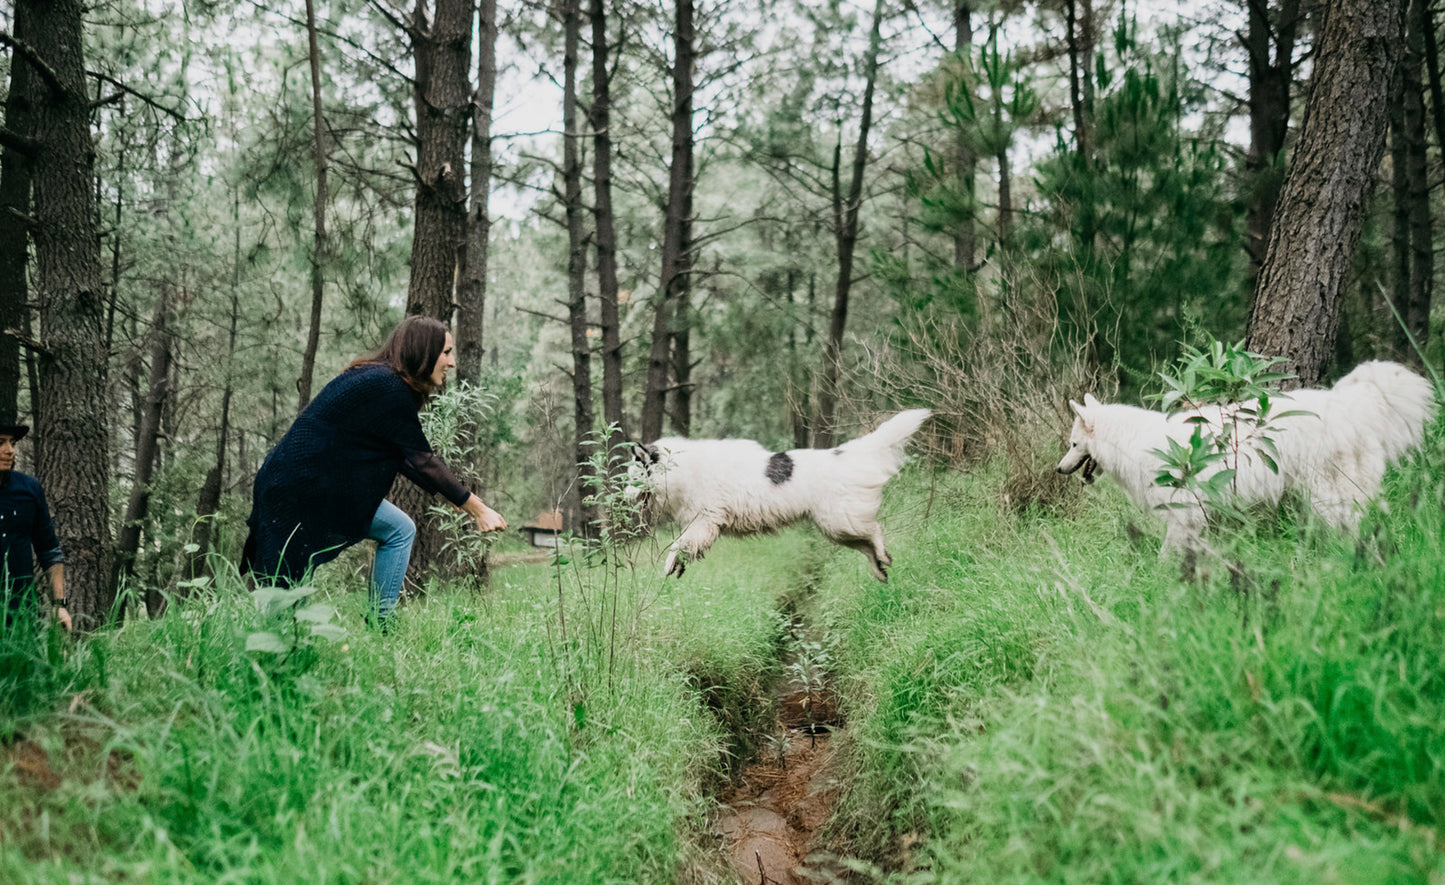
left=0, top=416, right=70, bottom=631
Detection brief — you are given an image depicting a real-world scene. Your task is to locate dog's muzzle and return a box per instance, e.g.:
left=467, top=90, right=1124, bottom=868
left=1058, top=454, right=1098, bottom=484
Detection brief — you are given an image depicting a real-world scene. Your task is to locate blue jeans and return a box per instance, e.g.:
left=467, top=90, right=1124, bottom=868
left=367, top=500, right=415, bottom=622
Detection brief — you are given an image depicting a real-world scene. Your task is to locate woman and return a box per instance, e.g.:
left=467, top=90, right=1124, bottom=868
left=0, top=416, right=70, bottom=632
left=242, top=317, right=506, bottom=624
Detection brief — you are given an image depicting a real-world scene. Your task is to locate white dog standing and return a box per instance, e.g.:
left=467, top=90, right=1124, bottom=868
left=1057, top=361, right=1435, bottom=553
left=632, top=409, right=931, bottom=581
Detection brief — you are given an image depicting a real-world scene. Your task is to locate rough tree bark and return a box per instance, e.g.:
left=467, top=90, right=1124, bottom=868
left=641, top=0, right=696, bottom=443
left=406, top=0, right=471, bottom=320
left=398, top=0, right=473, bottom=586
left=1245, top=0, right=1404, bottom=388
left=24, top=0, right=114, bottom=627
left=813, top=0, right=885, bottom=448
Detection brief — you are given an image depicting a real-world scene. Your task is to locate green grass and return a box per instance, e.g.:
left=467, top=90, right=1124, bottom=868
left=4, top=422, right=1445, bottom=883
left=809, top=422, right=1445, bottom=883
left=0, top=532, right=810, bottom=883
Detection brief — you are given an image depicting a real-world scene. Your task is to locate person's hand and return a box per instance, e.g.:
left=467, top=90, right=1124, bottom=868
left=56, top=605, right=72, bottom=632
left=463, top=495, right=507, bottom=533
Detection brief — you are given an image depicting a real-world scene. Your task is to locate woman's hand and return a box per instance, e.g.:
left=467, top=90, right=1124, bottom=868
left=462, top=494, right=507, bottom=533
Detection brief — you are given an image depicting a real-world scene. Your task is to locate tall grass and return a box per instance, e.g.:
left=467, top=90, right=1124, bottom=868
left=0, top=519, right=816, bottom=883
left=812, top=414, right=1445, bottom=882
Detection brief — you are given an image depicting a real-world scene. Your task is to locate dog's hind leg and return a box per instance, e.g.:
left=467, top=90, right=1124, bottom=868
left=840, top=537, right=890, bottom=583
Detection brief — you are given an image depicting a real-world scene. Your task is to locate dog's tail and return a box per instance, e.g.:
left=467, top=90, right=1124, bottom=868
left=1332, top=360, right=1437, bottom=461
left=836, top=408, right=932, bottom=477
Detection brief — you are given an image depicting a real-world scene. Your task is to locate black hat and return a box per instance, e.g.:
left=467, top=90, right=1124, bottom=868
left=0, top=414, right=29, bottom=441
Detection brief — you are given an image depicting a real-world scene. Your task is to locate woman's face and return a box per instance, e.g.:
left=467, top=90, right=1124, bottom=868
left=429, top=333, right=457, bottom=389
left=0, top=435, right=15, bottom=472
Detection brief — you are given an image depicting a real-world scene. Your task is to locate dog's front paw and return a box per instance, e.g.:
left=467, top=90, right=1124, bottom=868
left=663, top=550, right=686, bottom=578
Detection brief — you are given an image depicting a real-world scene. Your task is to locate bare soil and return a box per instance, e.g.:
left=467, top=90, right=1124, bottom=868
left=713, top=678, right=852, bottom=885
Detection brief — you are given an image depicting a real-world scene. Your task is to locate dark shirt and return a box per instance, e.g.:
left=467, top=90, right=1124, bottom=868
left=0, top=470, right=65, bottom=590
left=242, top=363, right=470, bottom=585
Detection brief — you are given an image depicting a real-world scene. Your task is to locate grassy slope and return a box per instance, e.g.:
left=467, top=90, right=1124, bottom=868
left=0, top=532, right=814, bottom=883
left=814, top=423, right=1445, bottom=883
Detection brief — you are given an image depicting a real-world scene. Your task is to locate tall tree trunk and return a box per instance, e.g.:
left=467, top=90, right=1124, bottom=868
left=1246, top=0, right=1404, bottom=388
left=1389, top=75, right=1412, bottom=359
left=814, top=0, right=885, bottom=448
left=1065, top=0, right=1095, bottom=158
left=1402, top=0, right=1432, bottom=362
left=297, top=0, right=331, bottom=410
left=399, top=0, right=473, bottom=586
left=26, top=0, right=113, bottom=627
left=562, top=0, right=598, bottom=533
left=1243, top=0, right=1302, bottom=286
left=590, top=0, right=626, bottom=453
left=641, top=0, right=696, bottom=443
left=189, top=288, right=238, bottom=584
left=0, top=0, right=38, bottom=421
left=406, top=0, right=471, bottom=320
left=952, top=1, right=977, bottom=271
left=457, top=0, right=496, bottom=386
left=115, top=286, right=171, bottom=617
left=670, top=271, right=693, bottom=437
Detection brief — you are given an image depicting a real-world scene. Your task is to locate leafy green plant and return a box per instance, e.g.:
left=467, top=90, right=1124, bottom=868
left=422, top=380, right=505, bottom=575
left=246, top=584, right=346, bottom=671
left=1148, top=339, right=1309, bottom=523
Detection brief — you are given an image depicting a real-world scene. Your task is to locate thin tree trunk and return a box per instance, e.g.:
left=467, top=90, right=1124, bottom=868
left=0, top=0, right=37, bottom=420
left=562, top=0, right=598, bottom=533
left=1243, top=0, right=1301, bottom=286
left=1389, top=74, right=1412, bottom=358
left=1403, top=0, right=1432, bottom=362
left=115, top=286, right=171, bottom=616
left=1246, top=0, right=1405, bottom=387
left=590, top=0, right=626, bottom=452
left=297, top=0, right=331, bottom=410
left=953, top=1, right=977, bottom=271
left=641, top=0, right=696, bottom=443
left=814, top=0, right=885, bottom=448
left=27, top=0, right=113, bottom=627
left=189, top=287, right=238, bottom=584
left=458, top=0, right=496, bottom=385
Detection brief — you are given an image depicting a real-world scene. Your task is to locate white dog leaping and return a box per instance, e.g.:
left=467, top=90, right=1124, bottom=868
left=631, top=409, right=931, bottom=581
left=1057, top=360, right=1436, bottom=554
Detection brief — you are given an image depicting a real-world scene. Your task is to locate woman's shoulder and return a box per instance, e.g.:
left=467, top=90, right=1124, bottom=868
left=337, top=362, right=408, bottom=393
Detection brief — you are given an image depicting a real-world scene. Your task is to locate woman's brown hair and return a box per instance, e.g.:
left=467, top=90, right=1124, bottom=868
left=349, top=315, right=449, bottom=398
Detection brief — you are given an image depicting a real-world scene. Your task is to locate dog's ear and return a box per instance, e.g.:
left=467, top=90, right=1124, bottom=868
left=629, top=443, right=659, bottom=466
left=1069, top=399, right=1094, bottom=434
left=1083, top=393, right=1101, bottom=408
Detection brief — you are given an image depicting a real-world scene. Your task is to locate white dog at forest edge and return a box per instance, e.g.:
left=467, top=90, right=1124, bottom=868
left=1056, top=360, right=1436, bottom=553
left=630, top=409, right=931, bottom=581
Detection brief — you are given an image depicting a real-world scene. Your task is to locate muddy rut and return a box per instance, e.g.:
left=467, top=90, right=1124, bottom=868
left=711, top=622, right=852, bottom=885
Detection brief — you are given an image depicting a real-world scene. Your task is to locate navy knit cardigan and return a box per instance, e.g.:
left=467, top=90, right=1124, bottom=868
left=242, top=364, right=470, bottom=585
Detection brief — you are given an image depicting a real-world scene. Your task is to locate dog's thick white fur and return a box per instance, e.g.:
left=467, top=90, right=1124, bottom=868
left=633, top=409, right=931, bottom=581
left=1057, top=361, right=1436, bottom=553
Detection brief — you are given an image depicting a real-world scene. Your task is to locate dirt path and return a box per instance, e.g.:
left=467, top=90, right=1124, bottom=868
left=712, top=635, right=851, bottom=885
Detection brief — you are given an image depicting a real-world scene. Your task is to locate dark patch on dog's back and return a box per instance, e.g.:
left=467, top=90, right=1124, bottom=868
left=766, top=452, right=794, bottom=485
